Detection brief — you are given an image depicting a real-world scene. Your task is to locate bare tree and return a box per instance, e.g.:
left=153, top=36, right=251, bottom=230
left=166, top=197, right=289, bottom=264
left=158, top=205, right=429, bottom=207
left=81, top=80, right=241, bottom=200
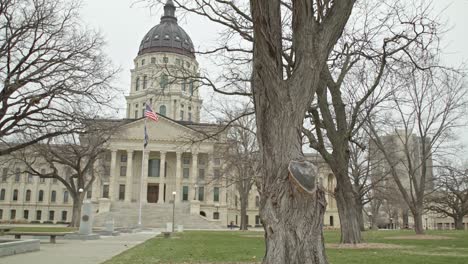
left=221, top=108, right=258, bottom=231
left=14, top=122, right=119, bottom=227
left=367, top=63, right=467, bottom=234
left=427, top=163, right=468, bottom=230
left=0, top=0, right=118, bottom=156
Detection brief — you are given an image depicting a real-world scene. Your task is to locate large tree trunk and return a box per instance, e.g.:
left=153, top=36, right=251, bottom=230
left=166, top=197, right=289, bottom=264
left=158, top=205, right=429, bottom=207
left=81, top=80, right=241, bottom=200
left=413, top=210, right=424, bottom=235
left=71, top=197, right=83, bottom=228
left=454, top=215, right=464, bottom=230
left=355, top=196, right=365, bottom=231
left=239, top=196, right=249, bottom=231
left=331, top=162, right=363, bottom=243
left=402, top=209, right=409, bottom=229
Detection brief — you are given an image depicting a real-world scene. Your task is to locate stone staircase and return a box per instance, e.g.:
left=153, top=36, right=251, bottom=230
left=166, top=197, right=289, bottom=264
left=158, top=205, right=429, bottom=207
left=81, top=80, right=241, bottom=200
left=93, top=202, right=224, bottom=229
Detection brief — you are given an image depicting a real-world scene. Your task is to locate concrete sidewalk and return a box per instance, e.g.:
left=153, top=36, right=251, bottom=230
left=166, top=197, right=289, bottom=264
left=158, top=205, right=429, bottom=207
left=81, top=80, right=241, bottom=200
left=0, top=230, right=159, bottom=264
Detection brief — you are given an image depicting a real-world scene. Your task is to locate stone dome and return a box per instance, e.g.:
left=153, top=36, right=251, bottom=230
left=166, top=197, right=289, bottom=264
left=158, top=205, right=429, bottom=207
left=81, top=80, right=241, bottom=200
left=138, top=0, right=195, bottom=58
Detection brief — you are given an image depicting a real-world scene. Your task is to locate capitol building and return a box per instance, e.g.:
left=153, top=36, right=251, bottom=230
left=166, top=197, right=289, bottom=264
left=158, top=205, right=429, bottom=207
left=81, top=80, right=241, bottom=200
left=0, top=0, right=340, bottom=229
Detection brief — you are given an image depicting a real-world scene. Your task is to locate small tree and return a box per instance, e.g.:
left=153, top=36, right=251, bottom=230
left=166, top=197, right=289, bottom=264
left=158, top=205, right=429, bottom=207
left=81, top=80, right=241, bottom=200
left=368, top=63, right=467, bottom=234
left=222, top=109, right=258, bottom=231
left=427, top=164, right=468, bottom=230
left=0, top=0, right=118, bottom=156
left=16, top=123, right=116, bottom=227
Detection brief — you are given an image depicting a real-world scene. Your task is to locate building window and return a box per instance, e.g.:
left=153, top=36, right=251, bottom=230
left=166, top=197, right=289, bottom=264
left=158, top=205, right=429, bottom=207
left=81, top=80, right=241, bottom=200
left=151, top=57, right=156, bottom=63
left=175, top=58, right=181, bottom=65
left=15, top=168, right=20, bottom=182
left=51, top=191, right=57, bottom=203
left=188, top=112, right=192, bottom=122
left=27, top=174, right=33, bottom=183
left=12, top=189, right=18, bottom=201
left=159, top=105, right=166, bottom=116
left=0, top=209, right=2, bottom=220
left=213, top=187, right=220, bottom=202
left=40, top=176, right=45, bottom=183
left=120, top=166, right=127, bottom=177
left=198, top=168, right=205, bottom=180
left=53, top=178, right=58, bottom=184
left=163, top=56, right=169, bottom=63
left=148, top=159, right=160, bottom=177
left=183, top=157, right=190, bottom=165
left=1, top=168, right=7, bottom=182
left=120, top=154, right=127, bottom=163
left=141, top=59, right=145, bottom=66
left=160, top=74, right=168, bottom=89
left=61, top=211, right=68, bottom=221
left=255, top=215, right=261, bottom=225
left=23, top=210, right=29, bottom=220
left=182, top=79, right=186, bottom=91
left=182, top=186, right=189, bottom=201
left=49, top=211, right=55, bottom=221
left=10, top=209, right=16, bottom=220
left=214, top=169, right=221, bottom=179
left=38, top=190, right=44, bottom=202
left=86, top=190, right=92, bottom=199
left=102, top=185, right=109, bottom=198
left=180, top=110, right=184, bottom=120
left=183, top=168, right=190, bottom=179
left=119, top=185, right=125, bottom=201
left=136, top=77, right=140, bottom=91
left=0, top=189, right=4, bottom=200
left=25, top=190, right=31, bottom=201
left=143, top=75, right=147, bottom=89
left=330, top=215, right=334, bottom=227
left=189, top=81, right=194, bottom=96
left=198, top=186, right=204, bottom=201
left=63, top=191, right=69, bottom=203
left=36, top=210, right=42, bottom=221
left=213, top=212, right=220, bottom=220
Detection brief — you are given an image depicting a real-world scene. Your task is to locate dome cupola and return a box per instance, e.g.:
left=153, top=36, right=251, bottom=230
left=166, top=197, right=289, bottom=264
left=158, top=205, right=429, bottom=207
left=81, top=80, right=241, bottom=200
left=138, top=0, right=195, bottom=58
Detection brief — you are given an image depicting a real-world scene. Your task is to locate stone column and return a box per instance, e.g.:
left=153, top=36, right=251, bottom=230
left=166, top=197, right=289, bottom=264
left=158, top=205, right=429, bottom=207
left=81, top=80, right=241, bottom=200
left=158, top=151, right=166, bottom=204
left=175, top=152, right=182, bottom=202
left=140, top=150, right=149, bottom=204
left=125, top=150, right=134, bottom=202
left=108, top=149, right=118, bottom=201
left=191, top=152, right=198, bottom=198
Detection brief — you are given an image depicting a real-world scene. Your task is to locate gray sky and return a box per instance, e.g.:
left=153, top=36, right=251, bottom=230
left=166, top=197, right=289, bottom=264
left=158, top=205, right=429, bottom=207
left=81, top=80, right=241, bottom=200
left=80, top=0, right=468, bottom=154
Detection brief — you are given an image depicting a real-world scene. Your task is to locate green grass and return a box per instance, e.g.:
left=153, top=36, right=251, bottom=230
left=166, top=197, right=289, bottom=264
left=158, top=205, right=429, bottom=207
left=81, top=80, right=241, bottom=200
left=6, top=226, right=76, bottom=233
left=103, top=230, right=468, bottom=264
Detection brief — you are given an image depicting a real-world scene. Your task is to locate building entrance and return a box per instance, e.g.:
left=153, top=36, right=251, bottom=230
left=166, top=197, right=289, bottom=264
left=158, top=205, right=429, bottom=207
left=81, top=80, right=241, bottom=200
left=147, top=184, right=159, bottom=203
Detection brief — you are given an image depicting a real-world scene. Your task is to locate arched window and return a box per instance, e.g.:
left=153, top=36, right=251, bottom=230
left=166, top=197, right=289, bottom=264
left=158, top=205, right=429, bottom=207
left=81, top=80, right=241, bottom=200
left=63, top=191, right=69, bottom=203
left=181, top=79, right=186, bottom=91
left=330, top=215, right=334, bottom=227
left=0, top=189, right=5, bottom=200
left=189, top=81, right=194, bottom=95
left=12, top=189, right=18, bottom=201
left=51, top=190, right=57, bottom=202
left=135, top=77, right=140, bottom=91
left=160, top=74, right=168, bottom=89
left=25, top=190, right=31, bottom=201
left=159, top=105, right=167, bottom=116
left=200, top=211, right=206, bottom=217
left=255, top=196, right=260, bottom=208
left=38, top=190, right=44, bottom=202
left=143, top=75, right=148, bottom=89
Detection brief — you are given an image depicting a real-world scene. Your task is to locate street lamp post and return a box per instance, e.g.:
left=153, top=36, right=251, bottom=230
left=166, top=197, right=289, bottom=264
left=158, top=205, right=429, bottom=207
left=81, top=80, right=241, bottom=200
left=172, top=191, right=176, bottom=232
left=425, top=217, right=428, bottom=230
left=390, top=217, right=393, bottom=230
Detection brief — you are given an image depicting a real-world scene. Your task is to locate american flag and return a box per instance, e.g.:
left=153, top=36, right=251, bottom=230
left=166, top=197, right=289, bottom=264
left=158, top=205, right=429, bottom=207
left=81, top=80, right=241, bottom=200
left=144, top=103, right=159, bottom=122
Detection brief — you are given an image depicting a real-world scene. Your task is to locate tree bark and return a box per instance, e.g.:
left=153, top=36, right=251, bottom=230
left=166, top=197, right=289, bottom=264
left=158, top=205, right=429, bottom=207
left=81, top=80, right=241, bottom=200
left=413, top=210, right=424, bottom=235
left=71, top=197, right=83, bottom=228
left=402, top=209, right=409, bottom=229
left=454, top=215, right=464, bottom=230
left=240, top=196, right=249, bottom=231
left=355, top=197, right=365, bottom=231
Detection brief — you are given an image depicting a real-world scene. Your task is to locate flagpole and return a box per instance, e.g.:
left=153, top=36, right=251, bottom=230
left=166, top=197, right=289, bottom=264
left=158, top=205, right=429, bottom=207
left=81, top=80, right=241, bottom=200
left=138, top=115, right=147, bottom=227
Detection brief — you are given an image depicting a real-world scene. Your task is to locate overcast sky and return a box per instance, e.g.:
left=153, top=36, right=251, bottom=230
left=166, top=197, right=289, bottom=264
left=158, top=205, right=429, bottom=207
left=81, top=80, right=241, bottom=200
left=80, top=0, right=468, bottom=155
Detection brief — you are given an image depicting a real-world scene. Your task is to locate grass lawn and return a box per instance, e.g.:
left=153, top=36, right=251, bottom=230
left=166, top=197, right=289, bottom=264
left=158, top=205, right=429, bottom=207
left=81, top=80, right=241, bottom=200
left=4, top=226, right=77, bottom=233
left=103, top=230, right=468, bottom=264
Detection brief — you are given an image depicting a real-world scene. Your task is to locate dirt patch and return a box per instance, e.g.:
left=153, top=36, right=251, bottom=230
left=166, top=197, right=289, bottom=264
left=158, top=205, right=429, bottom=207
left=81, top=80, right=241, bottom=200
left=386, top=235, right=453, bottom=240
left=240, top=235, right=264, bottom=238
left=326, top=243, right=405, bottom=249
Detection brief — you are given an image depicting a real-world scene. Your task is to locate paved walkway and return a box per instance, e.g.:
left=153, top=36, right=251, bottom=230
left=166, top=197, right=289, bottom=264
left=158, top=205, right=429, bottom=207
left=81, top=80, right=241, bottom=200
left=0, top=230, right=159, bottom=264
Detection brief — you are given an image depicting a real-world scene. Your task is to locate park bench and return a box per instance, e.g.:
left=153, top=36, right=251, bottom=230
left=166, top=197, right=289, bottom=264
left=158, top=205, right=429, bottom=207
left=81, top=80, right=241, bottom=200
left=5, top=232, right=72, bottom=244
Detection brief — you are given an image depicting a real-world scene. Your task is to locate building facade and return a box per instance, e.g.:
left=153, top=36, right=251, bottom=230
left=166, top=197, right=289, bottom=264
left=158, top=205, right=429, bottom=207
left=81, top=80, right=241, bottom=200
left=0, top=0, right=340, bottom=229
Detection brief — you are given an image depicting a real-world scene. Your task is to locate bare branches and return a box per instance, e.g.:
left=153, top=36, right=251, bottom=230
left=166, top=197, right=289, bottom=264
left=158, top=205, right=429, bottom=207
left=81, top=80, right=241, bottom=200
left=0, top=0, right=119, bottom=156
